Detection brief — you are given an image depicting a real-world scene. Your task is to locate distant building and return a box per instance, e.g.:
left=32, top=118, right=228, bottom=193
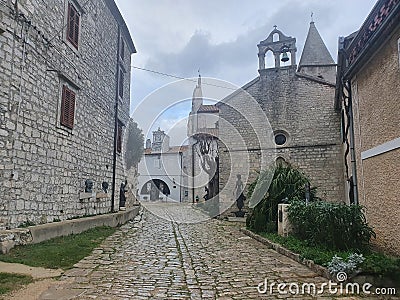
left=187, top=76, right=219, bottom=202
left=138, top=128, right=189, bottom=202
left=335, top=0, right=400, bottom=255
left=217, top=23, right=344, bottom=214
left=0, top=0, right=135, bottom=228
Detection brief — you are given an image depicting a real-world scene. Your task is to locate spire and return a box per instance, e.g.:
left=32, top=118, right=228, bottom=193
left=197, top=70, right=201, bottom=86
left=192, top=73, right=203, bottom=112
left=192, top=77, right=203, bottom=99
left=299, top=21, right=334, bottom=67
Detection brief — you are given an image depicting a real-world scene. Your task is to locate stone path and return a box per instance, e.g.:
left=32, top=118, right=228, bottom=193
left=38, top=203, right=388, bottom=299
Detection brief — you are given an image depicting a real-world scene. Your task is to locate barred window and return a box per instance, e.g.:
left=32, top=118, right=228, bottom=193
left=60, top=85, right=76, bottom=129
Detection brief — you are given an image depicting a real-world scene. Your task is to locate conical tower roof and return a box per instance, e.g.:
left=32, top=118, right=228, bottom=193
left=299, top=22, right=334, bottom=66
left=192, top=74, right=203, bottom=99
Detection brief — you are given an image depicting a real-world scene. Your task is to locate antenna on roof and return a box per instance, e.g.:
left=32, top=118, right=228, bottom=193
left=311, top=12, right=314, bottom=23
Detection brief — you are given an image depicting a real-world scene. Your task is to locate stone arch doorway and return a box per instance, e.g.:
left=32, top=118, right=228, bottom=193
left=140, top=179, right=171, bottom=201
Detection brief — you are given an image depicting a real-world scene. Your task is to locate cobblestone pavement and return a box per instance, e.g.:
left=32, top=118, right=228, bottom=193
left=39, top=203, right=391, bottom=299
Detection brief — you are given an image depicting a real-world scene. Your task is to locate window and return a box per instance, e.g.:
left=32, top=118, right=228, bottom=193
left=66, top=2, right=80, bottom=49
left=276, top=157, right=288, bottom=167
left=60, top=85, right=76, bottom=129
left=120, top=37, right=125, bottom=61
left=117, top=122, right=123, bottom=153
left=274, top=133, right=287, bottom=146
left=118, top=68, right=124, bottom=98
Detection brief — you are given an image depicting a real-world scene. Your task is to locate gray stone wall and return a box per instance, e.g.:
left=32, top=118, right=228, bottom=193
left=0, top=0, right=132, bottom=229
left=218, top=65, right=345, bottom=209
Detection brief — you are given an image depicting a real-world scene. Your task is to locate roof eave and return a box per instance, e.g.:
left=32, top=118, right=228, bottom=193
left=104, top=0, right=136, bottom=54
left=343, top=1, right=400, bottom=79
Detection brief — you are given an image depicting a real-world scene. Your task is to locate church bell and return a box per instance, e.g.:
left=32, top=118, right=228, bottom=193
left=281, top=51, right=289, bottom=62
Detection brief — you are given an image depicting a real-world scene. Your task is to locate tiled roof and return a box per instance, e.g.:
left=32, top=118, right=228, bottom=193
left=198, top=105, right=219, bottom=113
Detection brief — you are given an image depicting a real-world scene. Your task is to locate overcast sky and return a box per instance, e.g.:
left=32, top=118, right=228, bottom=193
left=114, top=0, right=377, bottom=144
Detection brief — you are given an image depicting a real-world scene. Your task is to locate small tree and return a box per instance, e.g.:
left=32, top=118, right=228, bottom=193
left=194, top=133, right=219, bottom=199
left=246, top=164, right=318, bottom=233
left=125, top=119, right=144, bottom=170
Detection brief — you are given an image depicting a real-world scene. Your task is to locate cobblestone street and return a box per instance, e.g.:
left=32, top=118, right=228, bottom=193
left=39, top=204, right=372, bottom=299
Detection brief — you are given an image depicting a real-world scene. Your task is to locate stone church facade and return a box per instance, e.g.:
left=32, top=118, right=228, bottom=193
left=0, top=0, right=135, bottom=229
left=218, top=22, right=345, bottom=210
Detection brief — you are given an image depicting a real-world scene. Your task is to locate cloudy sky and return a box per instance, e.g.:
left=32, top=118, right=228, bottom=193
left=114, top=0, right=377, bottom=144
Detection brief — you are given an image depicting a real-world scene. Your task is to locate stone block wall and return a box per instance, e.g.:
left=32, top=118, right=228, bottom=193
left=0, top=0, right=133, bottom=229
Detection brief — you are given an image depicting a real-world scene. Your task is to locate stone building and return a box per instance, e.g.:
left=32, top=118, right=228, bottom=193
left=187, top=75, right=219, bottom=203
left=217, top=22, right=345, bottom=212
left=138, top=128, right=189, bottom=202
left=0, top=0, right=135, bottom=229
left=335, top=0, right=400, bottom=255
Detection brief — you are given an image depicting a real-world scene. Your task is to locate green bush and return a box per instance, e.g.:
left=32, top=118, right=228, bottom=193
left=246, top=164, right=318, bottom=233
left=261, top=232, right=352, bottom=265
left=261, top=233, right=400, bottom=283
left=362, top=252, right=400, bottom=278
left=287, top=200, right=375, bottom=251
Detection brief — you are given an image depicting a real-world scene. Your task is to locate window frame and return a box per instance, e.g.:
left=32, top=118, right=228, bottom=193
left=60, top=85, right=76, bottom=130
left=274, top=133, right=287, bottom=146
left=66, top=1, right=81, bottom=50
left=272, top=130, right=289, bottom=147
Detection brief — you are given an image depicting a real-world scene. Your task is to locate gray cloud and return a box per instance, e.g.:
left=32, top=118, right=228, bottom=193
left=143, top=0, right=376, bottom=89
left=115, top=0, right=377, bottom=144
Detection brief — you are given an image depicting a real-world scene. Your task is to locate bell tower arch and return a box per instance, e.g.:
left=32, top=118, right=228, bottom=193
left=257, top=26, right=297, bottom=71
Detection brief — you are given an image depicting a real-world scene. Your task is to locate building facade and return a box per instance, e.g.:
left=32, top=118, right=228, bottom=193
left=217, top=23, right=345, bottom=213
left=335, top=0, right=400, bottom=255
left=0, top=0, right=135, bottom=228
left=138, top=128, right=189, bottom=202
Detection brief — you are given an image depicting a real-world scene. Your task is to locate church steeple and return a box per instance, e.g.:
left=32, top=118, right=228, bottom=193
left=192, top=74, right=203, bottom=112
left=299, top=21, right=334, bottom=67
left=298, top=21, right=336, bottom=82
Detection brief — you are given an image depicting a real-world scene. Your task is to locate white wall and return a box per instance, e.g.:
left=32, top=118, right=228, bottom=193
left=138, top=152, right=188, bottom=202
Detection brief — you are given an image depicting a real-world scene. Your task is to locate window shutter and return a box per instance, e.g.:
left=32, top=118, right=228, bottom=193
left=61, top=85, right=76, bottom=129
left=67, top=3, right=80, bottom=49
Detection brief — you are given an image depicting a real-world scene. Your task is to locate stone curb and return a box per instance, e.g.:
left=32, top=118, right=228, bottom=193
left=0, top=206, right=140, bottom=254
left=240, top=228, right=331, bottom=280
